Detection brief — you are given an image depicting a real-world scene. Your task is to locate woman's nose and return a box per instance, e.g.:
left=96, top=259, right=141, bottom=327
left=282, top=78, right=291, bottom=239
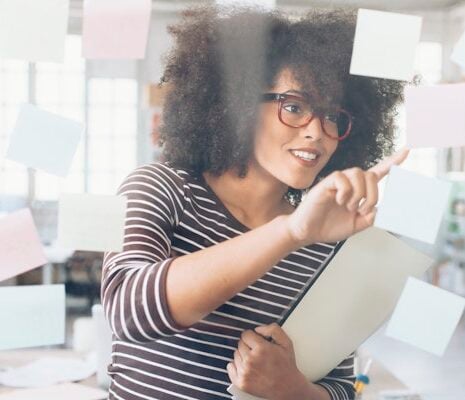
left=301, top=117, right=325, bottom=141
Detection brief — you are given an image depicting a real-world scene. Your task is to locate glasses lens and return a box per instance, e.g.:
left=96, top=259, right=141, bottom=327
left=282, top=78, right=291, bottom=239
left=322, top=111, right=351, bottom=139
left=280, top=97, right=313, bottom=128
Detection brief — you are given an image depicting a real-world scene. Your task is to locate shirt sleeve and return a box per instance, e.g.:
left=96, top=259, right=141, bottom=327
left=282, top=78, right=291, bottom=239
left=101, top=163, right=188, bottom=343
left=315, top=353, right=356, bottom=400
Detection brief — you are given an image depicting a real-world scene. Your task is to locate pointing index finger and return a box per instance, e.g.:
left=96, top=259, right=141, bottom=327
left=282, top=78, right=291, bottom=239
left=369, top=148, right=409, bottom=180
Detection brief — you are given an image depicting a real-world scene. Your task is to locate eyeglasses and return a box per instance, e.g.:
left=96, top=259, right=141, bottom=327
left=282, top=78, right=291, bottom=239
left=261, top=92, right=353, bottom=141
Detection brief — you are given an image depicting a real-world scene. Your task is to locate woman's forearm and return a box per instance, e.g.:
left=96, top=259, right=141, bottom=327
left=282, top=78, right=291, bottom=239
left=275, top=371, right=331, bottom=400
left=166, top=214, right=300, bottom=327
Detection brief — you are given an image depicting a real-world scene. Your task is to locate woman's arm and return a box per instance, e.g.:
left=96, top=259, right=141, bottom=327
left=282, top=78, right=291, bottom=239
left=166, top=214, right=298, bottom=327
left=166, top=150, right=409, bottom=328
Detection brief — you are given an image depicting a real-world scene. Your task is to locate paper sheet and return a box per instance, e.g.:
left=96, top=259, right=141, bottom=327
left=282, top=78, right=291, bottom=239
left=405, top=84, right=465, bottom=149
left=375, top=166, right=452, bottom=244
left=0, top=383, right=107, bottom=400
left=57, top=193, right=127, bottom=252
left=0, top=355, right=96, bottom=388
left=0, top=209, right=47, bottom=282
left=386, top=277, right=465, bottom=356
left=0, top=0, right=69, bottom=62
left=350, top=9, right=422, bottom=81
left=0, top=285, right=65, bottom=350
left=6, top=104, right=83, bottom=177
left=82, top=0, right=151, bottom=59
left=229, top=227, right=433, bottom=399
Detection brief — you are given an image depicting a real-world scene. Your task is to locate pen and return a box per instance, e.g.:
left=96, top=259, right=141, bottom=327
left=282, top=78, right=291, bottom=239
left=354, top=358, right=372, bottom=396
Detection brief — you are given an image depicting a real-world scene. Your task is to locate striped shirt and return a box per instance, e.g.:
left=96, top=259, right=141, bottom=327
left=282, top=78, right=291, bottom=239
left=102, top=162, right=356, bottom=400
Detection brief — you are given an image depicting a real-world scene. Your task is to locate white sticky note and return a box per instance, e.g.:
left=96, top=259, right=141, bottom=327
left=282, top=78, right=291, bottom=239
left=386, top=277, right=465, bottom=356
left=57, top=194, right=127, bottom=252
left=451, top=30, right=465, bottom=69
left=0, top=0, right=69, bottom=63
left=350, top=9, right=422, bottom=81
left=0, top=383, right=107, bottom=400
left=405, top=84, right=465, bottom=149
left=0, top=209, right=48, bottom=282
left=375, top=166, right=452, bottom=244
left=82, top=0, right=151, bottom=59
left=216, top=0, right=276, bottom=8
left=6, top=104, right=83, bottom=177
left=0, top=285, right=65, bottom=350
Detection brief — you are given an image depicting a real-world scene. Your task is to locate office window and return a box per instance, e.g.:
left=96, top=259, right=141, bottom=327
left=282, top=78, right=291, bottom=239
left=0, top=35, right=138, bottom=207
left=87, top=78, right=137, bottom=195
left=34, top=35, right=86, bottom=200
left=0, top=60, right=29, bottom=198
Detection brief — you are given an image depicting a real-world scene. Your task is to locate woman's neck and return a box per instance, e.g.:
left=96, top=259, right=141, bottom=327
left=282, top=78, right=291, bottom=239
left=202, top=163, right=294, bottom=229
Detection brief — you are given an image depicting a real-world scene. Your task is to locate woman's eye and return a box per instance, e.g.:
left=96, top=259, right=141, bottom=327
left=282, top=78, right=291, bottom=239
left=283, top=104, right=302, bottom=113
left=324, top=113, right=338, bottom=123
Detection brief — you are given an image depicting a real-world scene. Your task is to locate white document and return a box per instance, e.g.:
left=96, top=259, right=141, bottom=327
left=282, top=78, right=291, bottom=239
left=350, top=9, right=422, bottom=81
left=0, top=285, right=65, bottom=350
left=57, top=193, right=127, bottom=252
left=0, top=0, right=69, bottom=63
left=6, top=104, right=83, bottom=177
left=0, top=383, right=107, bottom=400
left=229, top=227, right=433, bottom=400
left=451, top=29, right=465, bottom=69
left=375, top=166, right=453, bottom=244
left=0, top=355, right=96, bottom=388
left=386, top=277, right=465, bottom=356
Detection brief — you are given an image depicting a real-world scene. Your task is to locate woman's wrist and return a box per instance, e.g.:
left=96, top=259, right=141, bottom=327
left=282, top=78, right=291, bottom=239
left=272, top=369, right=313, bottom=400
left=276, top=214, right=310, bottom=251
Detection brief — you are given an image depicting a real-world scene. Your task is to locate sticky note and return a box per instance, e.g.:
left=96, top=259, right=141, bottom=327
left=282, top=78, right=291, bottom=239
left=0, top=383, right=107, bottom=400
left=451, top=30, right=465, bottom=69
left=350, top=9, right=422, bottom=81
left=405, top=84, right=465, bottom=149
left=82, top=0, right=151, bottom=59
left=0, top=209, right=47, bottom=282
left=6, top=104, right=83, bottom=177
left=57, top=194, right=127, bottom=252
left=0, top=285, right=65, bottom=350
left=0, top=0, right=69, bottom=63
left=375, top=166, right=452, bottom=244
left=386, top=277, right=465, bottom=356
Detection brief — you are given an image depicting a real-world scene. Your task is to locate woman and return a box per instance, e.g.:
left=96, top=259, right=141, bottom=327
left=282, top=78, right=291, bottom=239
left=102, top=6, right=407, bottom=400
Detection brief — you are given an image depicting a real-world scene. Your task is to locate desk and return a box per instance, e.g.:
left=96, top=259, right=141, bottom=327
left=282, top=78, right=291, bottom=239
left=0, top=349, right=406, bottom=398
left=0, top=349, right=101, bottom=395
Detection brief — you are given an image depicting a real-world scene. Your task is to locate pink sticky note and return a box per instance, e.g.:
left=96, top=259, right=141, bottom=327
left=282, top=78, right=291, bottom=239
left=82, top=0, right=151, bottom=59
left=0, top=209, right=47, bottom=282
left=406, top=84, right=465, bottom=149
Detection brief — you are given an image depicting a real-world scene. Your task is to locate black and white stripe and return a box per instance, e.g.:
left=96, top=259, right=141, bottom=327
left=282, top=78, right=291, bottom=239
left=102, top=162, right=355, bottom=400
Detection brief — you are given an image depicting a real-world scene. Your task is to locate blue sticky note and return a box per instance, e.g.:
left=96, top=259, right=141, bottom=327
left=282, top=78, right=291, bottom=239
left=6, top=104, right=83, bottom=177
left=375, top=166, right=453, bottom=244
left=386, top=277, right=465, bottom=356
left=0, top=285, right=65, bottom=350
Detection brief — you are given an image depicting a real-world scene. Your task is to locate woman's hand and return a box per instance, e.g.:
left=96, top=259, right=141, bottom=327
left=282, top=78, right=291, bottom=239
left=227, top=323, right=307, bottom=400
left=286, top=149, right=409, bottom=246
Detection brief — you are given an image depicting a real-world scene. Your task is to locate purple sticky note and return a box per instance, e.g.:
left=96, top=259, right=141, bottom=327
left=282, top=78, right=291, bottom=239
left=0, top=209, right=48, bottom=282
left=406, top=84, right=465, bottom=149
left=82, top=0, right=151, bottom=59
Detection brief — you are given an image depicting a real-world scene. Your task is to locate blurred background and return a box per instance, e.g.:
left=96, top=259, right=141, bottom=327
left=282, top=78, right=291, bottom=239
left=1, top=1, right=465, bottom=399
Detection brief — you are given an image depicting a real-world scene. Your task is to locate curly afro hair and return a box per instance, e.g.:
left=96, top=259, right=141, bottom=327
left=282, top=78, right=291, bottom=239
left=160, top=5, right=405, bottom=186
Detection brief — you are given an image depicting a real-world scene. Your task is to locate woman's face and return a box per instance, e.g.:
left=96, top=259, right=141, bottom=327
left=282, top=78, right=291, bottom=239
left=253, top=69, right=339, bottom=190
